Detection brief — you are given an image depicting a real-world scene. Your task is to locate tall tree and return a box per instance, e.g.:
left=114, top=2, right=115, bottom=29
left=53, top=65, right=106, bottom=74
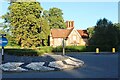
left=114, top=23, right=120, bottom=46
left=43, top=7, right=66, bottom=29
left=89, top=18, right=118, bottom=47
left=87, top=27, right=95, bottom=38
left=2, top=2, right=50, bottom=48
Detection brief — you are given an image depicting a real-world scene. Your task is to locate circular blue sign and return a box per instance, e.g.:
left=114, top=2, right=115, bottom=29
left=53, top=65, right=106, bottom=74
left=0, top=37, right=8, bottom=47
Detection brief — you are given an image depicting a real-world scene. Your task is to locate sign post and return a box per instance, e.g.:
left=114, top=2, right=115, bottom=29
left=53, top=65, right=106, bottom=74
left=0, top=34, right=8, bottom=61
left=2, top=47, right=4, bottom=56
left=62, top=38, right=65, bottom=56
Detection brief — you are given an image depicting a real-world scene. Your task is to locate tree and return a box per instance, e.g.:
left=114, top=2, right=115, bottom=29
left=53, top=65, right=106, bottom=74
left=89, top=18, right=118, bottom=47
left=87, top=27, right=95, bottom=38
left=2, top=2, right=50, bottom=48
left=114, top=23, right=120, bottom=46
left=43, top=7, right=66, bottom=29
left=0, top=29, right=5, bottom=34
left=42, top=10, right=49, bottom=20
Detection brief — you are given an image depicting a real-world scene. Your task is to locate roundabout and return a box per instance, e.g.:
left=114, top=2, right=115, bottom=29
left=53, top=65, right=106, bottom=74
left=0, top=54, right=84, bottom=72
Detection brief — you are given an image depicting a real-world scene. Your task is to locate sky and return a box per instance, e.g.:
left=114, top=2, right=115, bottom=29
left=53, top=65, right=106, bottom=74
left=0, top=1, right=118, bottom=30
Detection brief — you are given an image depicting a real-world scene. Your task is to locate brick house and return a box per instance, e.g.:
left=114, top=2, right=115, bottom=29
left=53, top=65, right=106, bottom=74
left=50, top=21, right=89, bottom=47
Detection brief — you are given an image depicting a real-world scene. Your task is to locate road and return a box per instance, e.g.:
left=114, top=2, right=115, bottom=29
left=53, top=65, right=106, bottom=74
left=2, top=53, right=119, bottom=78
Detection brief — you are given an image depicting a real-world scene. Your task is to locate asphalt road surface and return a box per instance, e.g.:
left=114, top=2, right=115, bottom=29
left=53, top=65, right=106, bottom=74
left=2, top=53, right=119, bottom=78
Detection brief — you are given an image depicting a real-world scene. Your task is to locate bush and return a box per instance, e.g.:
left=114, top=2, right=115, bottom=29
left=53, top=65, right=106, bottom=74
left=5, top=49, right=38, bottom=56
left=37, top=50, right=45, bottom=56
left=52, top=46, right=63, bottom=52
left=4, top=45, right=119, bottom=56
left=52, top=45, right=119, bottom=52
left=52, top=46, right=86, bottom=52
left=65, top=46, right=86, bottom=52
left=85, top=45, right=119, bottom=52
left=38, top=46, right=53, bottom=53
left=4, top=46, right=53, bottom=56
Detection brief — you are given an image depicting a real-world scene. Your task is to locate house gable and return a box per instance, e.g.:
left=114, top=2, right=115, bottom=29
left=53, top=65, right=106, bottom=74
left=50, top=20, right=89, bottom=47
left=65, top=28, right=82, bottom=45
left=68, top=28, right=81, bottom=38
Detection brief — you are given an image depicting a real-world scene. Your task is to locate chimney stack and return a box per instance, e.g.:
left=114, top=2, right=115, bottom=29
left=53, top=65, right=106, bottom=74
left=66, top=21, right=74, bottom=29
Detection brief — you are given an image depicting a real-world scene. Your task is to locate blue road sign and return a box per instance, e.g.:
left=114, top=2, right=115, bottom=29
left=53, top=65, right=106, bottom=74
left=0, top=37, right=8, bottom=47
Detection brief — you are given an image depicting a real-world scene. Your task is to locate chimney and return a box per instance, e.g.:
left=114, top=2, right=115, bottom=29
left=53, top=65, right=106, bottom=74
left=66, top=21, right=74, bottom=29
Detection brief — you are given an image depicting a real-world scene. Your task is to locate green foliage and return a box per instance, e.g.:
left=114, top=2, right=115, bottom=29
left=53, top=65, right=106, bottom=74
left=0, top=30, right=5, bottom=34
left=4, top=45, right=119, bottom=56
left=89, top=18, right=118, bottom=47
left=5, top=49, right=39, bottom=56
left=65, top=46, right=86, bottom=52
left=38, top=46, right=53, bottom=53
left=43, top=7, right=66, bottom=29
left=52, top=46, right=86, bottom=52
left=52, top=45, right=119, bottom=52
left=87, top=27, right=95, bottom=38
left=85, top=45, right=116, bottom=52
left=52, top=46, right=63, bottom=52
left=2, top=2, right=67, bottom=48
left=5, top=46, right=53, bottom=56
left=114, top=23, right=120, bottom=46
left=37, top=50, right=45, bottom=56
left=2, top=2, right=50, bottom=48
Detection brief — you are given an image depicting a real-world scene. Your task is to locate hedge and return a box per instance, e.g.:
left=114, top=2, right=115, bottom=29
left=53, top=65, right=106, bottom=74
left=85, top=45, right=119, bottom=52
left=4, top=46, right=53, bottom=56
left=4, top=45, right=119, bottom=56
left=52, top=46, right=86, bottom=52
left=52, top=45, right=119, bottom=52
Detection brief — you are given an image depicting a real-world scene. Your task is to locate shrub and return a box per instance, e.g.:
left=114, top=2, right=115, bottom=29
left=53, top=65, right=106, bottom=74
left=85, top=45, right=118, bottom=52
left=52, top=45, right=118, bottom=52
left=37, top=50, right=45, bottom=56
left=38, top=46, right=53, bottom=53
left=65, top=46, right=86, bottom=52
left=52, top=46, right=63, bottom=52
left=4, top=45, right=118, bottom=56
left=52, top=46, right=86, bottom=52
left=4, top=46, right=53, bottom=56
left=5, top=49, right=38, bottom=56
left=117, top=46, right=120, bottom=52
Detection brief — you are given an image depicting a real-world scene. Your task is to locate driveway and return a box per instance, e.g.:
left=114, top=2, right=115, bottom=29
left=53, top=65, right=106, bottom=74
left=2, top=52, right=118, bottom=78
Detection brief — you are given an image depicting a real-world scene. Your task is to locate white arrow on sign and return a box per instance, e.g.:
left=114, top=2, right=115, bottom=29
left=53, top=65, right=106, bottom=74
left=2, top=41, right=8, bottom=43
left=0, top=40, right=8, bottom=43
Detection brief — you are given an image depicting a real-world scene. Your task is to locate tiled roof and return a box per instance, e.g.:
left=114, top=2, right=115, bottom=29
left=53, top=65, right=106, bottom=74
left=77, top=30, right=89, bottom=38
left=51, top=28, right=89, bottom=38
left=51, top=28, right=73, bottom=38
